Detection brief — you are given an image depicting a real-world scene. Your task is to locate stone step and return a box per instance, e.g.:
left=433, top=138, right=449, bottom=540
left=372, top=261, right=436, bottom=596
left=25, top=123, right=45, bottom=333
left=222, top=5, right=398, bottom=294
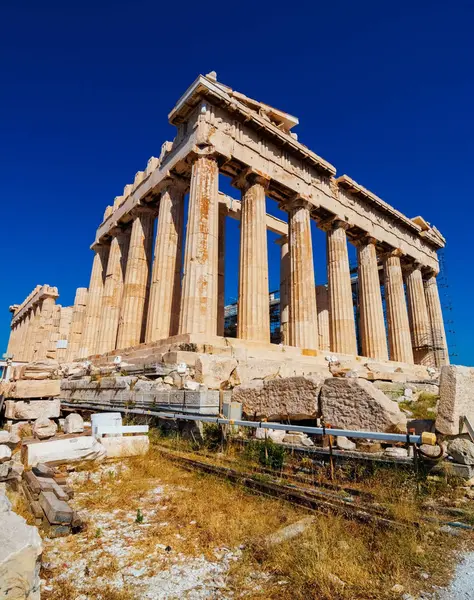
left=39, top=491, right=73, bottom=524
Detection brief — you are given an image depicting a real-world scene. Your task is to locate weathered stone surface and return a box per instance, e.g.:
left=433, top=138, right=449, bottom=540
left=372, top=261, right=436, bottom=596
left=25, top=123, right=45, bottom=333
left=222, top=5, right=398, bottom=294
left=22, top=359, right=59, bottom=380
left=436, top=365, right=474, bottom=435
left=235, top=375, right=325, bottom=420
left=8, top=379, right=61, bottom=399
left=319, top=378, right=407, bottom=432
left=0, top=499, right=42, bottom=600
left=63, top=413, right=84, bottom=434
left=100, top=435, right=150, bottom=458
left=283, top=433, right=314, bottom=447
left=5, top=398, right=60, bottom=420
left=448, top=438, right=474, bottom=465
left=336, top=436, right=356, bottom=451
left=0, top=447, right=12, bottom=463
left=0, top=432, right=9, bottom=445
left=24, top=436, right=107, bottom=467
left=195, top=355, right=238, bottom=390
left=33, top=418, right=58, bottom=440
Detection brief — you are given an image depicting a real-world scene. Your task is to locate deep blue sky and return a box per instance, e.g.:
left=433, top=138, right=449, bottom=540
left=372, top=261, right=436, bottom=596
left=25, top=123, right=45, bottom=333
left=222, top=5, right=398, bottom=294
left=1, top=0, right=472, bottom=365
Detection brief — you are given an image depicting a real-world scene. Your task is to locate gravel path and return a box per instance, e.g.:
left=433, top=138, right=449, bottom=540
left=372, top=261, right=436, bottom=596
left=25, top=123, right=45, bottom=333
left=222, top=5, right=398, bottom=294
left=437, top=552, right=474, bottom=599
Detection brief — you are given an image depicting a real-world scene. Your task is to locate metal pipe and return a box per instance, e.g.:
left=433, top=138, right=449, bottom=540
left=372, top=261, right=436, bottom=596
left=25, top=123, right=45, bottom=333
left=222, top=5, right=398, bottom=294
left=61, top=400, right=436, bottom=446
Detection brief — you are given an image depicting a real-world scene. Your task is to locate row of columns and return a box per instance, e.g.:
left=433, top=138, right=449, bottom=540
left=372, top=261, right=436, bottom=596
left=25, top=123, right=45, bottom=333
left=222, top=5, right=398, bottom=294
left=77, top=152, right=449, bottom=369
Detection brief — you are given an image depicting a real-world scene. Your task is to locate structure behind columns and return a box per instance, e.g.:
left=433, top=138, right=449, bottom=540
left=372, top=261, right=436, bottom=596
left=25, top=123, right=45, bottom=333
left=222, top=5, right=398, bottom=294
left=67, top=288, right=89, bottom=361
left=383, top=251, right=414, bottom=364
left=236, top=171, right=270, bottom=343
left=357, top=236, right=388, bottom=360
left=277, top=235, right=289, bottom=345
left=424, top=272, right=450, bottom=367
left=179, top=153, right=219, bottom=337
left=326, top=220, right=357, bottom=355
left=116, top=208, right=155, bottom=349
left=288, top=199, right=318, bottom=349
left=217, top=209, right=226, bottom=337
left=405, top=263, right=434, bottom=366
left=316, top=285, right=330, bottom=352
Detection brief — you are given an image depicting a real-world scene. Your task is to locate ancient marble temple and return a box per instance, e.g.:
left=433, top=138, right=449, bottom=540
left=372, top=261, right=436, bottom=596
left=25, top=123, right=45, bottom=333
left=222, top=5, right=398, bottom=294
left=7, top=72, right=449, bottom=369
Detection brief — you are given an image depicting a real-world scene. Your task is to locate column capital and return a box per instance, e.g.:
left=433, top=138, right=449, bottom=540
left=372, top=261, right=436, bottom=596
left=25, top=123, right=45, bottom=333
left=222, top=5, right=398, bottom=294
left=381, top=247, right=404, bottom=260
left=91, top=241, right=110, bottom=252
left=317, top=215, right=351, bottom=232
left=109, top=224, right=130, bottom=240
left=403, top=260, right=424, bottom=275
left=285, top=194, right=314, bottom=213
left=232, top=167, right=270, bottom=191
left=130, top=204, right=157, bottom=219
left=189, top=145, right=222, bottom=163
left=162, top=174, right=188, bottom=195
left=275, top=234, right=288, bottom=246
left=353, top=233, right=378, bottom=247
left=423, top=267, right=440, bottom=279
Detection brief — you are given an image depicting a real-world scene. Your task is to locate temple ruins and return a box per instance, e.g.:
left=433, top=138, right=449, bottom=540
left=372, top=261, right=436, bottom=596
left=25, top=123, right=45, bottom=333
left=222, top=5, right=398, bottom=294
left=5, top=72, right=450, bottom=386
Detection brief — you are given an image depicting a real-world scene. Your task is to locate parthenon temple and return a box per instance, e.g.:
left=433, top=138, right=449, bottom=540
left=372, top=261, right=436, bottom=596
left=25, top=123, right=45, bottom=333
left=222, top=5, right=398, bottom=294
left=6, top=72, right=449, bottom=372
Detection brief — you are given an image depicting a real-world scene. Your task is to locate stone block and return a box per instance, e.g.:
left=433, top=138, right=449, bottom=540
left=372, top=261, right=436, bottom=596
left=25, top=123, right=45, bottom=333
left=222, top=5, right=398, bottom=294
left=163, top=351, right=199, bottom=367
left=0, top=499, right=42, bottom=600
left=319, top=378, right=407, bottom=433
left=235, top=375, right=325, bottom=421
left=21, top=359, right=59, bottom=380
left=436, top=365, right=474, bottom=435
left=0, top=446, right=11, bottom=463
left=10, top=379, right=61, bottom=399
left=195, top=355, right=238, bottom=389
left=39, top=491, right=73, bottom=524
left=33, top=418, right=58, bottom=440
left=100, top=435, right=150, bottom=458
left=24, top=436, right=107, bottom=467
left=447, top=438, right=474, bottom=465
left=336, top=436, right=356, bottom=451
left=64, top=413, right=84, bottom=434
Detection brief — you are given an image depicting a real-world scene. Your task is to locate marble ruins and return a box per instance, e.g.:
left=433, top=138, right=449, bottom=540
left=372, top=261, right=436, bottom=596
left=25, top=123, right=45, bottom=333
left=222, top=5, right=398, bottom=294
left=5, top=72, right=450, bottom=386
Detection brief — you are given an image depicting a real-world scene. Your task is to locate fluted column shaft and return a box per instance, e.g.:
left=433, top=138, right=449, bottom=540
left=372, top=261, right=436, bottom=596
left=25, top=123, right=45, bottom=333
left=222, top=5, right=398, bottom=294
left=35, top=297, right=56, bottom=360
left=288, top=200, right=318, bottom=348
left=31, top=303, right=45, bottom=362
left=327, top=220, right=357, bottom=355
left=357, top=238, right=388, bottom=360
left=237, top=175, right=270, bottom=342
left=16, top=318, right=26, bottom=361
left=97, top=229, right=130, bottom=354
left=179, top=155, right=219, bottom=336
left=79, top=245, right=109, bottom=357
left=424, top=273, right=449, bottom=367
left=218, top=210, right=226, bottom=336
left=23, top=311, right=35, bottom=362
left=316, top=285, right=330, bottom=352
left=405, top=264, right=434, bottom=366
left=383, top=251, right=414, bottom=364
left=116, top=209, right=155, bottom=349
left=67, top=288, right=89, bottom=361
left=146, top=184, right=185, bottom=342
left=277, top=235, right=290, bottom=345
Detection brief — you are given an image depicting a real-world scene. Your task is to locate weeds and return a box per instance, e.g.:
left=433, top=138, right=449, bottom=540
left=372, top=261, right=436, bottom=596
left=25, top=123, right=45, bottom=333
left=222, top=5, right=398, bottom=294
left=400, top=392, right=439, bottom=419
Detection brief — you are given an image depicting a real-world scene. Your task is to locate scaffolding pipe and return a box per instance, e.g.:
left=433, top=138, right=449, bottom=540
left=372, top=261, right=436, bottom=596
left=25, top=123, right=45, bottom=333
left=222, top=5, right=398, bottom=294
left=61, top=401, right=436, bottom=446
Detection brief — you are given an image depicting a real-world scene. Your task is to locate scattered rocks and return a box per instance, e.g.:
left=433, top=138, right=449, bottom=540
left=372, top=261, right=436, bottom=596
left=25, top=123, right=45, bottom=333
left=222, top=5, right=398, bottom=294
left=0, top=446, right=12, bottom=463
left=63, top=413, right=84, bottom=434
left=282, top=433, right=314, bottom=447
left=448, top=438, right=474, bottom=465
left=33, top=418, right=58, bottom=440
left=391, top=583, right=405, bottom=594
left=336, top=436, right=356, bottom=451
left=384, top=447, right=409, bottom=459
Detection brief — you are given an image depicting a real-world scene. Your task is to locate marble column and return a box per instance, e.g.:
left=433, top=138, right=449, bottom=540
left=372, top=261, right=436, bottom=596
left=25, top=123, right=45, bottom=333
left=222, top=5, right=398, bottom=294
left=383, top=250, right=414, bottom=364
left=67, top=288, right=89, bottom=361
left=405, top=263, right=434, bottom=366
left=116, top=208, right=155, bottom=349
left=237, top=174, right=270, bottom=342
left=357, top=236, right=388, bottom=360
left=277, top=235, right=289, bottom=345
left=36, top=297, right=57, bottom=360
left=15, top=318, right=26, bottom=361
left=29, top=303, right=43, bottom=362
left=23, top=311, right=35, bottom=362
left=146, top=183, right=185, bottom=342
left=217, top=210, right=226, bottom=337
left=316, top=285, right=330, bottom=352
left=179, top=154, right=219, bottom=337
left=288, top=199, right=318, bottom=349
left=326, top=220, right=357, bottom=355
left=79, top=244, right=109, bottom=357
left=97, top=228, right=130, bottom=354
left=424, top=272, right=450, bottom=367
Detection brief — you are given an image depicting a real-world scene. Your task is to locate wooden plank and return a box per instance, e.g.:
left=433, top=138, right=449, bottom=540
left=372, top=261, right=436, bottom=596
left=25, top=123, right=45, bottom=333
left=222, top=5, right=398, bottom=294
left=39, top=491, right=73, bottom=524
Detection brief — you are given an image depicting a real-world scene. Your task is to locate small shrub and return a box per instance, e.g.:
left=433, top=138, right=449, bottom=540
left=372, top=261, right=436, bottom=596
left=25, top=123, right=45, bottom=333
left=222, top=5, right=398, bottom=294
left=202, top=423, right=223, bottom=450
left=400, top=392, right=439, bottom=419
left=135, top=508, right=144, bottom=523
left=245, top=440, right=286, bottom=470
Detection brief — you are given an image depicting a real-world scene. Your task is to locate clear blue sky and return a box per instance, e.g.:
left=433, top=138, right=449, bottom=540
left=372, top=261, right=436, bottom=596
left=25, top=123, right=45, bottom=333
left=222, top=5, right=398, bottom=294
left=1, top=0, right=472, bottom=365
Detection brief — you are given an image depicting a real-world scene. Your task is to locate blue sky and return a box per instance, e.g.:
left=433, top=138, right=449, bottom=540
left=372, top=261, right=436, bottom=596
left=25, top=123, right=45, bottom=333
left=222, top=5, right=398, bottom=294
left=1, top=0, right=472, bottom=364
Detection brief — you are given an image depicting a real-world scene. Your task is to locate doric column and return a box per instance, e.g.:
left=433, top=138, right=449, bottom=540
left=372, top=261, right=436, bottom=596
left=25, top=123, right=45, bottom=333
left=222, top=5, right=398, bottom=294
left=382, top=250, right=414, bottom=364
left=218, top=209, right=226, bottom=336
left=23, top=310, right=35, bottom=362
left=28, top=303, right=43, bottom=362
left=236, top=171, right=270, bottom=343
left=179, top=154, right=219, bottom=336
left=316, top=285, right=330, bottom=352
left=288, top=198, right=318, bottom=349
left=424, top=271, right=449, bottom=367
left=146, top=182, right=185, bottom=342
left=326, top=220, right=357, bottom=355
left=116, top=207, right=155, bottom=349
left=67, top=288, right=89, bottom=361
left=356, top=236, right=388, bottom=360
left=97, top=228, right=130, bottom=354
left=16, top=317, right=27, bottom=361
left=46, top=304, right=61, bottom=360
left=79, top=244, right=109, bottom=357
left=405, top=263, right=434, bottom=366
left=57, top=306, right=74, bottom=363
left=276, top=235, right=289, bottom=345
left=36, top=296, right=57, bottom=360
